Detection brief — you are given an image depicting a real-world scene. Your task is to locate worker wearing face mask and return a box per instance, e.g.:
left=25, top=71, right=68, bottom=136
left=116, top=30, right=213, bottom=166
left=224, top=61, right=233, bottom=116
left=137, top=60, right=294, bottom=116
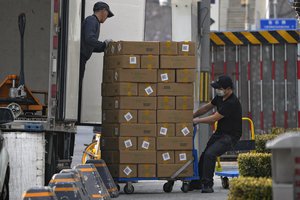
left=189, top=75, right=242, bottom=193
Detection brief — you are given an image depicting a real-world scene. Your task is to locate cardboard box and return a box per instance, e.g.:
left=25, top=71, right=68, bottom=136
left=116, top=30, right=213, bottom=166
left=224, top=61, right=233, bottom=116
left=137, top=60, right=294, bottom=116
left=157, top=110, right=193, bottom=123
left=104, top=41, right=118, bottom=56
left=114, top=69, right=157, bottom=83
left=176, top=123, right=194, bottom=137
left=137, top=137, right=156, bottom=151
left=157, top=137, right=193, bottom=150
left=176, top=96, right=194, bottom=110
left=157, top=151, right=175, bottom=164
left=138, top=83, right=157, bottom=97
left=138, top=164, right=156, bottom=178
left=102, top=124, right=157, bottom=137
left=105, top=55, right=141, bottom=69
left=176, top=69, right=196, bottom=83
left=175, top=151, right=193, bottom=164
left=103, top=70, right=114, bottom=83
left=157, top=123, right=175, bottom=137
left=116, top=41, right=159, bottom=55
left=157, top=97, right=175, bottom=110
left=159, top=42, right=178, bottom=55
left=103, top=151, right=157, bottom=164
left=160, top=56, right=196, bottom=69
left=102, top=110, right=137, bottom=123
left=157, top=83, right=194, bottom=96
left=102, top=83, right=138, bottom=96
left=141, top=55, right=159, bottom=69
left=101, top=137, right=137, bottom=150
left=157, top=164, right=193, bottom=178
left=138, top=110, right=156, bottom=124
left=178, top=42, right=196, bottom=56
left=158, top=70, right=175, bottom=82
left=108, top=164, right=137, bottom=178
left=102, top=97, right=157, bottom=110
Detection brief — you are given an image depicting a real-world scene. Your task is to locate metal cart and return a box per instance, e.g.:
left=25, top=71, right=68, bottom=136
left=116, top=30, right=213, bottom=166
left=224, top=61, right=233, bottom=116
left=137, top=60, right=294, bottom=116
left=114, top=127, right=200, bottom=194
left=215, top=117, right=256, bottom=189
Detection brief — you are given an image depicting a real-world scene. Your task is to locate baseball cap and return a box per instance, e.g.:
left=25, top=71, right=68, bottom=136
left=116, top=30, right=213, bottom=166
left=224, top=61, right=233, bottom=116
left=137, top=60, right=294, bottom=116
left=93, top=1, right=114, bottom=18
left=211, top=75, right=233, bottom=89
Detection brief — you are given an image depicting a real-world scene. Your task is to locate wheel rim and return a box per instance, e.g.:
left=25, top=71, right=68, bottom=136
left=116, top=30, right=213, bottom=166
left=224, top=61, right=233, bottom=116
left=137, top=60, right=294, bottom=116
left=81, top=142, right=101, bottom=164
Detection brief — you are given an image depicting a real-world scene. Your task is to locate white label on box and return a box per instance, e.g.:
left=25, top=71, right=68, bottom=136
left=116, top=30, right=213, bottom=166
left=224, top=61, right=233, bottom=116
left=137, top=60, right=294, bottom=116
left=129, top=56, right=137, bottom=64
left=160, top=127, right=168, bottom=136
left=181, top=127, right=190, bottom=136
left=161, top=73, right=169, bottom=82
left=111, top=45, right=115, bottom=54
left=123, top=166, right=132, bottom=176
left=124, top=139, right=133, bottom=148
left=118, top=43, right=122, bottom=52
left=114, top=100, right=119, bottom=109
left=114, top=72, right=118, bottom=81
left=124, top=112, right=133, bottom=122
left=114, top=127, right=119, bottom=136
left=145, top=86, right=154, bottom=95
left=182, top=44, right=189, bottom=52
left=162, top=152, right=171, bottom=161
left=142, top=141, right=150, bottom=149
left=179, top=153, right=187, bottom=161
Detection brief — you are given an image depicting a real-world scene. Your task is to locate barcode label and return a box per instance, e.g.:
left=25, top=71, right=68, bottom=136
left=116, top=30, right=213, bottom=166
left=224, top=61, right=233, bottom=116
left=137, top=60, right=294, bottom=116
left=142, top=141, right=150, bottom=149
left=161, top=73, right=169, bottom=81
left=181, top=127, right=190, bottom=136
left=129, top=56, right=137, bottom=64
left=123, top=166, right=132, bottom=176
left=162, top=152, right=171, bottom=161
left=145, top=86, right=154, bottom=95
left=124, top=112, right=133, bottom=122
left=124, top=139, right=133, bottom=148
left=160, top=127, right=168, bottom=135
left=182, top=44, right=189, bottom=52
left=179, top=153, right=187, bottom=161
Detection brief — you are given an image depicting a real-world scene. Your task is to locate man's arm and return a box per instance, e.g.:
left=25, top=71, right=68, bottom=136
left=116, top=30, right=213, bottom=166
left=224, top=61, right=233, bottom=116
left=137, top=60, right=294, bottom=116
left=193, top=111, right=224, bottom=124
left=193, top=102, right=214, bottom=118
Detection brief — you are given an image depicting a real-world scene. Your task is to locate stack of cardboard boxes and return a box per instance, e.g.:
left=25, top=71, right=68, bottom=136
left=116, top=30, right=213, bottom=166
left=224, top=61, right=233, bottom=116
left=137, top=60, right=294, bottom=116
left=101, top=41, right=196, bottom=178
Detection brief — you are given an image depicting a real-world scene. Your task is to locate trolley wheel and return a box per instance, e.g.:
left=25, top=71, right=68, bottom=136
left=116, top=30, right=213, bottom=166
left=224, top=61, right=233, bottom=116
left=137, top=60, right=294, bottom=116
left=221, top=177, right=229, bottom=189
left=116, top=184, right=120, bottom=191
left=181, top=182, right=189, bottom=193
left=124, top=184, right=134, bottom=194
left=163, top=181, right=174, bottom=193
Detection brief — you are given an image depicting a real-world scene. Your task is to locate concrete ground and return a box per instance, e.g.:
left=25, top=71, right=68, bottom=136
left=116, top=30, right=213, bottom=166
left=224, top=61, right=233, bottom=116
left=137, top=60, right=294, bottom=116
left=72, top=126, right=231, bottom=200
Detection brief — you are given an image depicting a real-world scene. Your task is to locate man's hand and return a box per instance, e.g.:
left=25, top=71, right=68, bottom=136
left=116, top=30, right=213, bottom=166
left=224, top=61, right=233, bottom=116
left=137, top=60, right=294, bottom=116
left=104, top=39, right=113, bottom=46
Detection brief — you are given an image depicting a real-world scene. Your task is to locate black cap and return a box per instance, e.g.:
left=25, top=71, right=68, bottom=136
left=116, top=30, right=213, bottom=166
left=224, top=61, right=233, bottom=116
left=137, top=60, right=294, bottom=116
left=211, top=75, right=233, bottom=89
left=93, top=1, right=114, bottom=18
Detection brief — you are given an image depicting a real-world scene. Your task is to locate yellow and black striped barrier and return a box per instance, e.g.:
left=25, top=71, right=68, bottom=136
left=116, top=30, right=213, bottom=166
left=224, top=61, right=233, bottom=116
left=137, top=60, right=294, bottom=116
left=199, top=71, right=210, bottom=102
left=210, top=30, right=299, bottom=46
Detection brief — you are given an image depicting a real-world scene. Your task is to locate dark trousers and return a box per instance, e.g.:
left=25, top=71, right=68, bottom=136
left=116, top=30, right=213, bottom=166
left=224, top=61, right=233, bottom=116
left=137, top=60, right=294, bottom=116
left=78, top=55, right=87, bottom=123
left=196, top=133, right=236, bottom=187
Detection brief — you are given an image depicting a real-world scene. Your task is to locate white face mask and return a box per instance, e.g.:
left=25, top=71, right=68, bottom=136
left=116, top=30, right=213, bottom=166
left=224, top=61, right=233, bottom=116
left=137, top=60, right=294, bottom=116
left=216, top=89, right=225, bottom=97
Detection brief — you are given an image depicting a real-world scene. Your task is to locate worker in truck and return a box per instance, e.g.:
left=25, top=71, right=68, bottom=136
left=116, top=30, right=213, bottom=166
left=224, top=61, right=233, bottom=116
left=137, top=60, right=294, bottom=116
left=78, top=1, right=114, bottom=122
left=189, top=75, right=242, bottom=193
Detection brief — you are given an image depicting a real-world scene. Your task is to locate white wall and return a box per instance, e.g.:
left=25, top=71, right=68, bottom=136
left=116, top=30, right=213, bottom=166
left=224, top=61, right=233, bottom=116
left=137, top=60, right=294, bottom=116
left=81, top=0, right=146, bottom=123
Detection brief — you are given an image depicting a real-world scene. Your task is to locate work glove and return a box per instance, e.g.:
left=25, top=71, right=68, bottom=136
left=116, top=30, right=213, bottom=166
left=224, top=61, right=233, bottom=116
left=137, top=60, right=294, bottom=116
left=104, top=39, right=113, bottom=47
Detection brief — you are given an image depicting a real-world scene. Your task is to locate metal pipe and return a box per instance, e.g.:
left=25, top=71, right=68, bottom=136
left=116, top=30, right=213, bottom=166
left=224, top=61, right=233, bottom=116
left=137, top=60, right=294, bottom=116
left=235, top=46, right=239, bottom=98
left=223, top=46, right=227, bottom=75
left=272, top=44, right=276, bottom=127
left=260, top=45, right=264, bottom=131
left=247, top=44, right=251, bottom=118
left=284, top=43, right=288, bottom=129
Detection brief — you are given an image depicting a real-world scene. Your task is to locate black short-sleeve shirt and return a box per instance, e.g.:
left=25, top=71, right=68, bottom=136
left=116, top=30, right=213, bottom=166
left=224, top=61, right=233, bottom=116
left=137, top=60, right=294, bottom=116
left=211, top=93, right=242, bottom=140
